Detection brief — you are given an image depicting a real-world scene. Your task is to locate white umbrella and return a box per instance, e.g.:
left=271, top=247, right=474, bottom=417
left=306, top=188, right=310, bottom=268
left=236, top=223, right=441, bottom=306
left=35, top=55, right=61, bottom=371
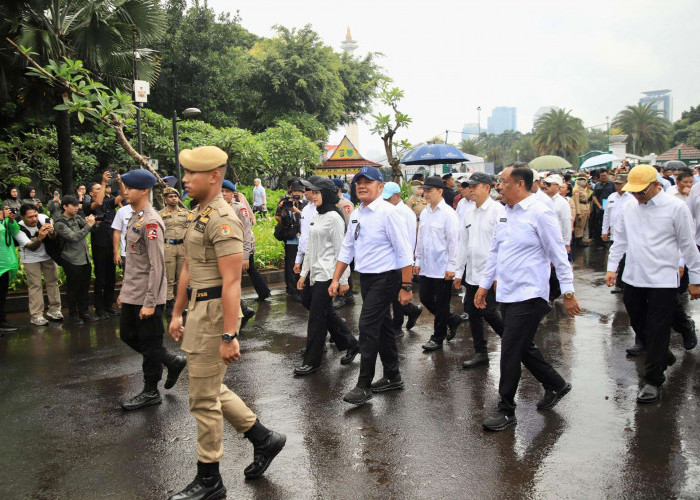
left=580, top=153, right=620, bottom=170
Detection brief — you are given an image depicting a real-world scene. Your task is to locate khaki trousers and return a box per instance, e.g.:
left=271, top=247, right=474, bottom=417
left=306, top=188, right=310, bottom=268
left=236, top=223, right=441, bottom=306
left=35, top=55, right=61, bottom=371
left=24, top=259, right=61, bottom=317
left=164, top=244, right=185, bottom=301
left=182, top=296, right=255, bottom=463
left=574, top=206, right=590, bottom=239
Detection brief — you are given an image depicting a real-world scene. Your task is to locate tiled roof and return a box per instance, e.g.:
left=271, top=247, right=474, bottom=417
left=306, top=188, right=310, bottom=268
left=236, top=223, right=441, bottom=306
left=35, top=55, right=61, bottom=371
left=657, top=143, right=700, bottom=161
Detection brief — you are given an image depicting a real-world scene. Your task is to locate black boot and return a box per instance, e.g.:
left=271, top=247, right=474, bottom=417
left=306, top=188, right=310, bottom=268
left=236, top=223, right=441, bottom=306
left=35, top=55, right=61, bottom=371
left=240, top=305, right=256, bottom=330
left=164, top=355, right=187, bottom=390
left=168, top=461, right=226, bottom=500
left=243, top=420, right=286, bottom=480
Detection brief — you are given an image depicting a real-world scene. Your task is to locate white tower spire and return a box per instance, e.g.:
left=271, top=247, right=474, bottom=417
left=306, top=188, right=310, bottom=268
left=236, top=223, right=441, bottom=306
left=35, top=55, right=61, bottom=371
left=340, top=27, right=359, bottom=148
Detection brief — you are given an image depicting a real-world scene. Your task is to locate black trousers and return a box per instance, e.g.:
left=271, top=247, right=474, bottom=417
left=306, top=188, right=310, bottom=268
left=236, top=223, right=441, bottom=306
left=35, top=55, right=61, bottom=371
left=247, top=252, right=270, bottom=299
left=391, top=298, right=420, bottom=329
left=0, top=271, right=8, bottom=323
left=92, top=244, right=116, bottom=311
left=119, top=303, right=173, bottom=390
left=590, top=206, right=603, bottom=243
left=419, top=276, right=460, bottom=343
left=301, top=279, right=358, bottom=367
left=284, top=244, right=299, bottom=295
left=357, top=270, right=401, bottom=388
left=499, top=298, right=566, bottom=409
left=672, top=267, right=693, bottom=336
left=622, top=285, right=676, bottom=386
left=63, top=262, right=91, bottom=316
left=615, top=254, right=626, bottom=289
left=549, top=267, right=561, bottom=302
left=464, top=284, right=503, bottom=353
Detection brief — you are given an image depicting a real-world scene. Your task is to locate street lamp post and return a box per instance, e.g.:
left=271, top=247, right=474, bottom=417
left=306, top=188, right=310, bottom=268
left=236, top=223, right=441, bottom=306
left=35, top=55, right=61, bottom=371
left=477, top=106, right=481, bottom=136
left=133, top=51, right=143, bottom=155
left=606, top=115, right=610, bottom=153
left=172, top=107, right=202, bottom=193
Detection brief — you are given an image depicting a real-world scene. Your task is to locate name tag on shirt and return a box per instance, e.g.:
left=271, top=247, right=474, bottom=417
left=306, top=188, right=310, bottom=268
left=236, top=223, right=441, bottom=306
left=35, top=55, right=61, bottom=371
left=499, top=218, right=507, bottom=222
left=351, top=219, right=358, bottom=224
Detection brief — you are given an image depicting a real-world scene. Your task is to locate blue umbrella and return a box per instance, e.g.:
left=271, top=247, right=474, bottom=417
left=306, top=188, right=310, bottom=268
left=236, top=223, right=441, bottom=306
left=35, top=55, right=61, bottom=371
left=401, top=144, right=469, bottom=165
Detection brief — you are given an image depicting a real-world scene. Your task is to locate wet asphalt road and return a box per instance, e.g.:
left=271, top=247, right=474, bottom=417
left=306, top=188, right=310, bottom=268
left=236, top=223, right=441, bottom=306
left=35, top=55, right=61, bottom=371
left=1, top=247, right=700, bottom=499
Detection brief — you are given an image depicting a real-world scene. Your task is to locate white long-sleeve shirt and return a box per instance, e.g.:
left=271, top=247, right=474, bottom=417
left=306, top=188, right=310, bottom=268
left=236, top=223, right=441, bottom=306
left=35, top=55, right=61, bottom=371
left=295, top=202, right=317, bottom=265
left=535, top=188, right=554, bottom=208
left=608, top=190, right=700, bottom=288
left=601, top=191, right=633, bottom=240
left=550, top=193, right=572, bottom=245
left=479, top=194, right=574, bottom=303
left=300, top=211, right=349, bottom=285
left=456, top=197, right=506, bottom=286
left=456, top=197, right=475, bottom=221
left=338, top=196, right=413, bottom=273
left=415, top=199, right=460, bottom=278
left=394, top=200, right=418, bottom=250
left=687, top=182, right=700, bottom=246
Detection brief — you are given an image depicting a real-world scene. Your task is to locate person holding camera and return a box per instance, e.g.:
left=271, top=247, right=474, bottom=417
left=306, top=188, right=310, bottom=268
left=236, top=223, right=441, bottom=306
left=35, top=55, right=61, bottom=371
left=275, top=181, right=306, bottom=299
left=0, top=205, right=20, bottom=333
left=15, top=204, right=63, bottom=326
left=2, top=187, right=22, bottom=215
left=84, top=171, right=125, bottom=319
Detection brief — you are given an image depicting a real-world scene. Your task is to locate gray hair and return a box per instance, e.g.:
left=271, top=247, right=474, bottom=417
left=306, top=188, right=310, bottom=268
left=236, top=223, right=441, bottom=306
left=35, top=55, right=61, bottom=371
left=254, top=178, right=261, bottom=183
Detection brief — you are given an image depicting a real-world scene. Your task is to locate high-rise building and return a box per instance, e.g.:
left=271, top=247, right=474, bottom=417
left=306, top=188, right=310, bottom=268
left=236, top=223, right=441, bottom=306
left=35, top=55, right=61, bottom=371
left=533, top=106, right=560, bottom=129
left=340, top=27, right=360, bottom=148
left=487, top=107, right=517, bottom=135
left=639, top=90, right=672, bottom=121
left=462, top=123, right=480, bottom=141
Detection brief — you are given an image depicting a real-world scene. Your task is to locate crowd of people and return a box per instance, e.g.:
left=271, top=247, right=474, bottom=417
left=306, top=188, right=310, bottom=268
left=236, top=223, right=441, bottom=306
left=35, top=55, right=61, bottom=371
left=1, top=152, right=700, bottom=498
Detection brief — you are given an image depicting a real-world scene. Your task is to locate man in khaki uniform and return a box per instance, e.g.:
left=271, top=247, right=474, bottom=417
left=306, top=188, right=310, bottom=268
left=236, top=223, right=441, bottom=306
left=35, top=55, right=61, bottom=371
left=117, top=170, right=186, bottom=411
left=159, top=187, right=189, bottom=319
left=572, top=175, right=593, bottom=247
left=168, top=146, right=285, bottom=500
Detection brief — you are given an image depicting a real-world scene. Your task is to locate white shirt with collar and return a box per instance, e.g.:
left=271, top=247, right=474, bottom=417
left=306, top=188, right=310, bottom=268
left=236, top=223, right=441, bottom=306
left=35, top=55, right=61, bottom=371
left=687, top=182, right=700, bottom=246
left=608, top=190, right=700, bottom=288
left=534, top=187, right=554, bottom=208
left=15, top=214, right=51, bottom=263
left=338, top=196, right=413, bottom=274
left=602, top=191, right=633, bottom=241
left=295, top=202, right=317, bottom=265
left=456, top=197, right=506, bottom=286
left=456, top=197, right=475, bottom=221
left=415, top=199, right=460, bottom=279
left=394, top=200, right=418, bottom=250
left=479, top=194, right=574, bottom=303
left=550, top=193, right=572, bottom=245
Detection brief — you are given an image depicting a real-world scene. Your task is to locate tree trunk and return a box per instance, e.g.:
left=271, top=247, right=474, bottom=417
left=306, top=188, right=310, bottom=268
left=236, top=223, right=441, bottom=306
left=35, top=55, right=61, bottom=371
left=56, top=107, right=74, bottom=195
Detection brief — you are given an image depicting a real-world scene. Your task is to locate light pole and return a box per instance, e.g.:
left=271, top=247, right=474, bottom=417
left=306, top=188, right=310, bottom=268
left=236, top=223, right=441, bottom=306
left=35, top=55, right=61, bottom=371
left=133, top=51, right=143, bottom=155
left=606, top=115, right=610, bottom=152
left=516, top=149, right=520, bottom=162
left=173, top=107, right=202, bottom=193
left=477, top=106, right=481, bottom=136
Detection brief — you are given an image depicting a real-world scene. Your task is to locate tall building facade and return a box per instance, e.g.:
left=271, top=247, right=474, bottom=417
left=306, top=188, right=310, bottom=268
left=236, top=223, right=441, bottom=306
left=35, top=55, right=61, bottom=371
left=340, top=27, right=360, bottom=148
left=462, top=123, right=480, bottom=141
left=639, top=90, right=672, bottom=122
left=487, top=107, right=517, bottom=135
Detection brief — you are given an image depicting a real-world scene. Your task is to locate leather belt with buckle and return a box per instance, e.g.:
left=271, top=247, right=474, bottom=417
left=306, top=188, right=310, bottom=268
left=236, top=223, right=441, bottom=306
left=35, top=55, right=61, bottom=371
left=186, top=285, right=222, bottom=301
left=167, top=239, right=184, bottom=245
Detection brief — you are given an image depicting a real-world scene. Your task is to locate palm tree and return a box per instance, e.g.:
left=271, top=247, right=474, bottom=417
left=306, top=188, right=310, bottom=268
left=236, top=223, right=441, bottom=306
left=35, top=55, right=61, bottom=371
left=612, top=103, right=669, bottom=156
left=533, top=108, right=587, bottom=159
left=5, top=0, right=165, bottom=193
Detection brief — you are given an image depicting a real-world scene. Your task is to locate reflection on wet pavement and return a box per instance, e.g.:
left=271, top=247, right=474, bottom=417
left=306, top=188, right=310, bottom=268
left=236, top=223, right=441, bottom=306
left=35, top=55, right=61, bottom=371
left=1, top=247, right=699, bottom=498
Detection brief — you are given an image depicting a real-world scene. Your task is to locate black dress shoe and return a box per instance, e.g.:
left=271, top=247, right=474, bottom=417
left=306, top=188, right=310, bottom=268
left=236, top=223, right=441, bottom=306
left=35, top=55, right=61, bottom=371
left=164, top=356, right=187, bottom=389
left=168, top=475, right=226, bottom=500
left=293, top=364, right=320, bottom=376
left=81, top=313, right=101, bottom=323
left=422, top=339, right=443, bottom=351
left=105, top=308, right=120, bottom=317
left=392, top=327, right=405, bottom=339
left=637, top=384, right=661, bottom=404
left=626, top=343, right=645, bottom=356
left=244, top=430, right=286, bottom=480
left=537, top=382, right=572, bottom=410
left=256, top=292, right=271, bottom=302
left=405, top=305, right=423, bottom=330
left=446, top=317, right=462, bottom=341
left=240, top=307, right=256, bottom=330
left=683, top=320, right=697, bottom=350
left=0, top=321, right=19, bottom=332
left=483, top=410, right=517, bottom=431
left=333, top=294, right=355, bottom=309
left=69, top=315, right=84, bottom=325
left=462, top=352, right=489, bottom=369
left=340, top=345, right=360, bottom=365
left=121, top=390, right=162, bottom=411
left=371, top=375, right=404, bottom=393
left=343, top=386, right=373, bottom=405
left=94, top=310, right=110, bottom=320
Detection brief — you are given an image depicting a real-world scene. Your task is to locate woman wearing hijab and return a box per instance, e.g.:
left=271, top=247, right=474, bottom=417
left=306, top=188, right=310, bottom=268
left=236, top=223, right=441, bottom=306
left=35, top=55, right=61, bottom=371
left=22, top=186, right=43, bottom=212
left=0, top=205, right=20, bottom=332
left=1, top=187, right=21, bottom=214
left=294, top=176, right=359, bottom=375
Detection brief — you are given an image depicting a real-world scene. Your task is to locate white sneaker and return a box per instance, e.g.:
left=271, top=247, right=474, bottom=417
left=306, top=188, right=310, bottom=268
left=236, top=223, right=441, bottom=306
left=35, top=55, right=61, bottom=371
left=46, top=310, right=64, bottom=321
left=30, top=316, right=49, bottom=326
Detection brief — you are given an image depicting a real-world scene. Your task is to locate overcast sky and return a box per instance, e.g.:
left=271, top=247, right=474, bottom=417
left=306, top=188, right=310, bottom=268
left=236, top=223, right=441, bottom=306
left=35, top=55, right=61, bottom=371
left=208, top=0, right=700, bottom=160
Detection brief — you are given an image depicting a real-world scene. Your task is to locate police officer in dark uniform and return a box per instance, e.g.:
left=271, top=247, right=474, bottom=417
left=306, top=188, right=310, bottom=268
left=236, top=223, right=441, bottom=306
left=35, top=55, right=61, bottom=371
left=117, top=170, right=186, bottom=411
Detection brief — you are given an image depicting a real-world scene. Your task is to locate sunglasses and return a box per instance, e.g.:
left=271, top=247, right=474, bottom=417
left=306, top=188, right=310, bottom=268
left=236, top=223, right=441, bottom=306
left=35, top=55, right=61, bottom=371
left=632, top=184, right=654, bottom=197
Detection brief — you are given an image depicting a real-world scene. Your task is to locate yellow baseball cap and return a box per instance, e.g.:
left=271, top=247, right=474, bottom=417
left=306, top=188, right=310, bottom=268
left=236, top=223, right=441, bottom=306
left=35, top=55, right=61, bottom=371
left=622, top=164, right=657, bottom=192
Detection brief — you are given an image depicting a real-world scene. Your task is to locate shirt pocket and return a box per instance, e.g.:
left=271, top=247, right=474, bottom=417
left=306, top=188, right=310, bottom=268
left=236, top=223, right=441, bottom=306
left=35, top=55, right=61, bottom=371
left=186, top=232, right=206, bottom=262
left=125, top=230, right=142, bottom=255
left=428, top=222, right=447, bottom=252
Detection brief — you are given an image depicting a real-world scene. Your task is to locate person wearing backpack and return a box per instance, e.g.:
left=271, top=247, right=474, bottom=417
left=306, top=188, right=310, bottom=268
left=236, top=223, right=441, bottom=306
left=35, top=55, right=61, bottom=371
left=14, top=204, right=63, bottom=325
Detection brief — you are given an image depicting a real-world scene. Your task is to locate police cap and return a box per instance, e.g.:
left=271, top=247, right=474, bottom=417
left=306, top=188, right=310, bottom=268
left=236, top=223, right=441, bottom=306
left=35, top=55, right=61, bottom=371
left=179, top=146, right=228, bottom=172
left=121, top=169, right=157, bottom=189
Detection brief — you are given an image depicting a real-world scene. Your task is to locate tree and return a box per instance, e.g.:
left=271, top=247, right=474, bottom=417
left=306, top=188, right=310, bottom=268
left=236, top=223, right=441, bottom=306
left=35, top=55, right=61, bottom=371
left=256, top=121, right=320, bottom=187
left=612, top=103, right=669, bottom=156
left=533, top=108, right=587, bottom=160
left=370, top=82, right=411, bottom=182
left=4, top=0, right=166, bottom=193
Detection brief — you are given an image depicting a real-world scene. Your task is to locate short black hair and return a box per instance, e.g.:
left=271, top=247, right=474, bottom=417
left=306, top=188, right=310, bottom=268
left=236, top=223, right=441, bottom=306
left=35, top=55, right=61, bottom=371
left=19, top=204, right=38, bottom=216
left=678, top=166, right=693, bottom=174
left=676, top=172, right=693, bottom=182
left=61, top=195, right=79, bottom=207
left=599, top=168, right=609, bottom=175
left=510, top=162, right=529, bottom=169
left=563, top=173, right=572, bottom=182
left=510, top=166, right=534, bottom=191
left=87, top=182, right=100, bottom=194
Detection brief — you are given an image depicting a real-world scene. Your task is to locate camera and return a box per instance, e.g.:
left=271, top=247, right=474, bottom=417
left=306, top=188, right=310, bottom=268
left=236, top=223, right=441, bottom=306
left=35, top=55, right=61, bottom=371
left=282, top=199, right=294, bottom=209
left=95, top=215, right=105, bottom=222
left=9, top=207, right=17, bottom=215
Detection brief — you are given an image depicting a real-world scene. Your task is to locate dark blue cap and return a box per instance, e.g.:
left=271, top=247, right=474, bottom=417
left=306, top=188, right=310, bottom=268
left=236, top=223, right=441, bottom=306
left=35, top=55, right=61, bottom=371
left=222, top=180, right=236, bottom=191
left=121, top=169, right=157, bottom=189
left=355, top=166, right=382, bottom=182
left=332, top=178, right=344, bottom=189
left=162, top=175, right=178, bottom=188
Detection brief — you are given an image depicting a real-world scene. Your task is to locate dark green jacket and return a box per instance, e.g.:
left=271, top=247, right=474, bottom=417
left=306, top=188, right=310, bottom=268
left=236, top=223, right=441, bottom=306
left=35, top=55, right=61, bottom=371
left=53, top=213, right=93, bottom=265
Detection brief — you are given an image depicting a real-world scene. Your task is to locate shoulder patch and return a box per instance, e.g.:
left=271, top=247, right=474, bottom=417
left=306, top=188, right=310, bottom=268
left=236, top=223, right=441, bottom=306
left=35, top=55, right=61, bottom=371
left=344, top=205, right=351, bottom=214
left=240, top=207, right=248, bottom=218
left=219, top=224, right=232, bottom=237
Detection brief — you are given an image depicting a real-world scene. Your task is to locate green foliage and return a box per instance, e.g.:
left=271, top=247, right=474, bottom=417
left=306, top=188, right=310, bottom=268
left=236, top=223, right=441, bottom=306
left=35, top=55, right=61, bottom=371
left=257, top=121, right=321, bottom=187
left=612, top=103, right=669, bottom=156
left=671, top=104, right=700, bottom=149
left=251, top=217, right=284, bottom=269
left=533, top=109, right=587, bottom=162
left=371, top=81, right=412, bottom=180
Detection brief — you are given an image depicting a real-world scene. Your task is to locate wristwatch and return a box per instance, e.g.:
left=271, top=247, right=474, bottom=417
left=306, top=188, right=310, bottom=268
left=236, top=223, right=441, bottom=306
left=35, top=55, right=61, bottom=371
left=563, top=292, right=575, bottom=299
left=222, top=332, right=239, bottom=343
left=401, top=284, right=413, bottom=292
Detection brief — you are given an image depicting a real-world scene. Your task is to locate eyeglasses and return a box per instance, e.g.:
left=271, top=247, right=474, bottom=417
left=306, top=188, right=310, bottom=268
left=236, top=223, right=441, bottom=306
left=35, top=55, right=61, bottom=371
left=354, top=222, right=361, bottom=240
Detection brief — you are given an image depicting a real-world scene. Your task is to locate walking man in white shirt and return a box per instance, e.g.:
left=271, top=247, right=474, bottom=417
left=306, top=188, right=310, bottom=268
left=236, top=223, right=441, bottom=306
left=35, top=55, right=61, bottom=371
left=414, top=176, right=462, bottom=351
left=252, top=178, right=267, bottom=215
left=330, top=166, right=414, bottom=405
left=601, top=174, right=633, bottom=294
left=475, top=166, right=581, bottom=431
left=543, top=174, right=573, bottom=299
left=454, top=173, right=505, bottom=368
left=606, top=165, right=700, bottom=403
